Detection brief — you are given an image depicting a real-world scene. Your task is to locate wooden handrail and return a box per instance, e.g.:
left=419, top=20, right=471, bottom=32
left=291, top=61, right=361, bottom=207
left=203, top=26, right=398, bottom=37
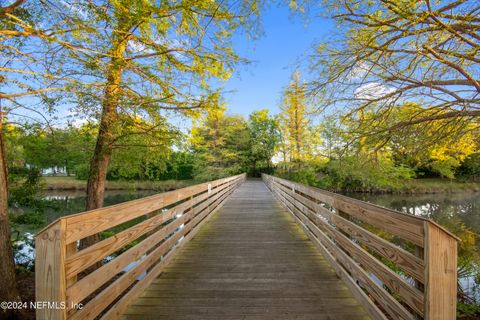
left=35, top=173, right=246, bottom=320
left=262, top=174, right=457, bottom=320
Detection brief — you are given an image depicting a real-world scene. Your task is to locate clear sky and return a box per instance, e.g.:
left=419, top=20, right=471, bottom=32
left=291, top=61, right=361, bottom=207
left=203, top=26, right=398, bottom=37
left=222, top=4, right=333, bottom=117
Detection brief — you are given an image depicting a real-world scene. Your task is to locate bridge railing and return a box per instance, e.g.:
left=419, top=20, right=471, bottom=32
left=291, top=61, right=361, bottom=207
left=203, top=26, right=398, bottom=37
left=262, top=174, right=458, bottom=320
left=35, top=173, right=246, bottom=320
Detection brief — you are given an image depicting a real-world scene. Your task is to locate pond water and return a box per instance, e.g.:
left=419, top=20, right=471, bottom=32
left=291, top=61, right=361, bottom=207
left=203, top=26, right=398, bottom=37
left=345, top=192, right=480, bottom=301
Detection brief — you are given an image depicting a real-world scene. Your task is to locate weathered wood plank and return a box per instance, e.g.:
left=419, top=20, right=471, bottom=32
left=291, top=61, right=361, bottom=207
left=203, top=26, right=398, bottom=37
left=38, top=174, right=458, bottom=320
left=280, top=191, right=415, bottom=320
left=286, top=202, right=390, bottom=320
left=333, top=197, right=424, bottom=247
left=331, top=215, right=424, bottom=282
left=35, top=174, right=244, bottom=320
left=67, top=206, right=190, bottom=305
left=101, top=180, right=236, bottom=320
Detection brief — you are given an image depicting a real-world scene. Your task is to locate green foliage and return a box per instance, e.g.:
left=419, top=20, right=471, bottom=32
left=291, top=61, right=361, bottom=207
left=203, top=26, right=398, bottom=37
left=279, top=157, right=415, bottom=192
left=457, top=153, right=480, bottom=180
left=74, top=163, right=90, bottom=180
left=106, top=116, right=180, bottom=181
left=191, top=107, right=284, bottom=180
left=310, top=104, right=480, bottom=184
left=247, top=110, right=280, bottom=177
left=5, top=121, right=193, bottom=182
left=4, top=123, right=96, bottom=176
left=429, top=159, right=460, bottom=180
left=191, top=107, right=250, bottom=180
left=457, top=302, right=480, bottom=318
left=158, top=152, right=195, bottom=181
left=8, top=166, right=42, bottom=207
left=10, top=211, right=45, bottom=226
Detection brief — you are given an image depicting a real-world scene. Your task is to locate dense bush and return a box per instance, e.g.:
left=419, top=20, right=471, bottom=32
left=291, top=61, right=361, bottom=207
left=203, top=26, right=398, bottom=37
left=278, top=157, right=415, bottom=192
left=8, top=167, right=42, bottom=206
left=74, top=163, right=90, bottom=180
left=75, top=152, right=195, bottom=181
left=457, top=153, right=480, bottom=180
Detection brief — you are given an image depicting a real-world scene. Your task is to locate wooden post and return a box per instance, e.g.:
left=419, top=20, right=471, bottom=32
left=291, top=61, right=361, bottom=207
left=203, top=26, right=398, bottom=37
left=424, top=221, right=457, bottom=319
left=36, top=219, right=67, bottom=320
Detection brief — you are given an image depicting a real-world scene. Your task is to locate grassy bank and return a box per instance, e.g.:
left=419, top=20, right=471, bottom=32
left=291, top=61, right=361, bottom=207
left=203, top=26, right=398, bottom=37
left=330, top=178, right=480, bottom=194
left=397, top=178, right=480, bottom=194
left=41, top=176, right=191, bottom=191
left=278, top=169, right=480, bottom=194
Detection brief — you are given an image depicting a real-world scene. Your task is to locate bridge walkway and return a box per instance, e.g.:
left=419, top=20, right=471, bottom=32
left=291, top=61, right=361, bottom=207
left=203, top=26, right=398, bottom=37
left=120, top=180, right=369, bottom=320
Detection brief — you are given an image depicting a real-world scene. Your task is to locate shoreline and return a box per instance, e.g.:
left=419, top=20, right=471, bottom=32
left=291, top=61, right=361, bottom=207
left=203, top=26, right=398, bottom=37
left=40, top=176, right=191, bottom=192
left=41, top=176, right=480, bottom=195
left=282, top=177, right=480, bottom=195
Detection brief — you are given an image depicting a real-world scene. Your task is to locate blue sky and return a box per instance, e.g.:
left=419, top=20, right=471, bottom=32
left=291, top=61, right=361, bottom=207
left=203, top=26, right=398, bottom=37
left=222, top=4, right=333, bottom=117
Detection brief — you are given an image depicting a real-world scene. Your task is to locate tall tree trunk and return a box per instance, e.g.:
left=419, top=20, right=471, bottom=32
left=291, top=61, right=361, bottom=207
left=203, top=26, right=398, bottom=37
left=80, top=105, right=116, bottom=249
left=0, top=114, right=22, bottom=319
left=79, top=17, right=130, bottom=251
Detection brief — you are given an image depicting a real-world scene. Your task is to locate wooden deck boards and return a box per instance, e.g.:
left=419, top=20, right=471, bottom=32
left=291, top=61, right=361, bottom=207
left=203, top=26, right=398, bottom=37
left=120, top=180, right=370, bottom=320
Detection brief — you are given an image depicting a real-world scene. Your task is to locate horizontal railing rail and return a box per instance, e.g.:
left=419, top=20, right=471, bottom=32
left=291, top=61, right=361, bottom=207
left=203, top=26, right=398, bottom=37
left=262, top=174, right=458, bottom=320
left=36, top=173, right=246, bottom=320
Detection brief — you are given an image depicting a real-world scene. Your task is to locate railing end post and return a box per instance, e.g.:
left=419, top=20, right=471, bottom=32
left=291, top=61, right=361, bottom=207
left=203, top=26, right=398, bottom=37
left=35, top=219, right=68, bottom=320
left=424, top=221, right=457, bottom=320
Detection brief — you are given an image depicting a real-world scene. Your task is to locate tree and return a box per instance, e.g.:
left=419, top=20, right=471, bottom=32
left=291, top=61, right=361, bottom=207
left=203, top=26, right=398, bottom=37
left=1, top=0, right=97, bottom=305
left=29, top=0, right=263, bottom=248
left=0, top=103, right=22, bottom=319
left=159, top=151, right=195, bottom=181
left=279, top=70, right=320, bottom=166
left=4, top=123, right=96, bottom=176
left=1, top=0, right=263, bottom=281
left=191, top=107, right=250, bottom=180
left=0, top=0, right=58, bottom=313
left=374, top=104, right=478, bottom=178
left=310, top=0, right=480, bottom=137
left=333, top=102, right=479, bottom=179
left=247, top=109, right=280, bottom=176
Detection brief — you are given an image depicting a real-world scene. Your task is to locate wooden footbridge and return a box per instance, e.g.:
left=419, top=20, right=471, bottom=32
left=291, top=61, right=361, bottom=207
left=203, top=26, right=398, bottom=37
left=36, top=174, right=458, bottom=320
